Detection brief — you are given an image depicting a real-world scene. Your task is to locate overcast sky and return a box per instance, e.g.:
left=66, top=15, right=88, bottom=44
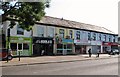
left=45, top=0, right=119, bottom=34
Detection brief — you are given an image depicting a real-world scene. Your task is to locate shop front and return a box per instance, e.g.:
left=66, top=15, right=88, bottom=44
left=74, top=40, right=91, bottom=54
left=110, top=42, right=118, bottom=50
left=33, top=37, right=54, bottom=56
left=102, top=42, right=111, bottom=53
left=90, top=41, right=102, bottom=54
left=56, top=38, right=74, bottom=55
left=8, top=36, right=32, bottom=56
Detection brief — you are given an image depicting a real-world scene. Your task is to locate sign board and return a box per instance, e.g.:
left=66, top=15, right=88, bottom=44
left=90, top=41, right=102, bottom=45
left=74, top=40, right=90, bottom=45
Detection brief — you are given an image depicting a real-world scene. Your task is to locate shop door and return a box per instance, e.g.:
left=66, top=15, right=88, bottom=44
left=63, top=44, right=67, bottom=55
left=17, top=43, right=23, bottom=55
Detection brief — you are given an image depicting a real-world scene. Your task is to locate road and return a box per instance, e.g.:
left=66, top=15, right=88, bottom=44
left=2, top=57, right=118, bottom=75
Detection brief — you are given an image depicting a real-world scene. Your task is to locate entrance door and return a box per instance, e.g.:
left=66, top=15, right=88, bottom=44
left=17, top=43, right=23, bottom=55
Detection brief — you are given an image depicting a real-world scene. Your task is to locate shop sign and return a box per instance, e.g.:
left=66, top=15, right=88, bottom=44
left=102, top=42, right=111, bottom=46
left=90, top=41, right=102, bottom=45
left=10, top=37, right=31, bottom=43
left=74, top=40, right=90, bottom=45
left=35, top=40, right=52, bottom=44
left=62, top=38, right=73, bottom=44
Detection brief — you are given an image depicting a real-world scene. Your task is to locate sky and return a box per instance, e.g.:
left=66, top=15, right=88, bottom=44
left=45, top=0, right=119, bottom=34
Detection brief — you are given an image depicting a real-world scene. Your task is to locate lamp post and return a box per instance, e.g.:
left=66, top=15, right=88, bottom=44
left=7, top=28, right=10, bottom=62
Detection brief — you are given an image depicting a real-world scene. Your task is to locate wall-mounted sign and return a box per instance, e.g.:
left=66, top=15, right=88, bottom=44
left=33, top=37, right=54, bottom=44
left=74, top=40, right=90, bottom=45
left=35, top=40, right=52, bottom=44
left=62, top=38, right=73, bottom=44
left=90, top=41, right=102, bottom=45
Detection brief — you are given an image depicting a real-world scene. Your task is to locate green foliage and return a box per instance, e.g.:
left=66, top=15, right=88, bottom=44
left=2, top=2, right=49, bottom=31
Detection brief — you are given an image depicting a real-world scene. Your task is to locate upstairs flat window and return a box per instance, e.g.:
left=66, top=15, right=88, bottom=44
left=76, top=31, right=80, bottom=40
left=59, top=29, right=64, bottom=38
left=88, top=32, right=91, bottom=40
left=69, top=30, right=73, bottom=39
left=17, top=25, right=24, bottom=35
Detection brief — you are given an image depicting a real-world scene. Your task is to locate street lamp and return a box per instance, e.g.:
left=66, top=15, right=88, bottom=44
left=7, top=27, right=10, bottom=62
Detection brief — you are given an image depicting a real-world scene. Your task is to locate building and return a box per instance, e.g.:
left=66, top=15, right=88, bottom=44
left=36, top=16, right=118, bottom=55
left=3, top=21, right=32, bottom=56
left=2, top=16, right=118, bottom=56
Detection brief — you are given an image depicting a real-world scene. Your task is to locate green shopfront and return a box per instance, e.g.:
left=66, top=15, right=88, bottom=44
left=7, top=36, right=32, bottom=56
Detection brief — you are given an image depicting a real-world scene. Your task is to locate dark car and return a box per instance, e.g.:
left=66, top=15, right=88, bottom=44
left=109, top=49, right=119, bottom=55
left=0, top=49, right=13, bottom=61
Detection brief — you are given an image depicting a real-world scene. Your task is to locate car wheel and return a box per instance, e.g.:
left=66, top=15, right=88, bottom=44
left=8, top=55, right=13, bottom=60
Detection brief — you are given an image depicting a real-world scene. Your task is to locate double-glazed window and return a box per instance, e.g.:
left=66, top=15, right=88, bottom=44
left=99, top=33, right=101, bottom=41
left=37, top=26, right=44, bottom=37
left=69, top=30, right=73, bottom=39
left=76, top=31, right=80, bottom=40
left=88, top=32, right=91, bottom=40
left=93, top=33, right=96, bottom=40
left=104, top=35, right=106, bottom=41
left=109, top=35, right=111, bottom=42
left=17, top=25, right=24, bottom=35
left=59, top=29, right=64, bottom=38
left=48, top=27, right=54, bottom=37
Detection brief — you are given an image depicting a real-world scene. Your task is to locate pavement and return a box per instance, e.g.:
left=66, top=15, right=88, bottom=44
left=0, top=54, right=119, bottom=67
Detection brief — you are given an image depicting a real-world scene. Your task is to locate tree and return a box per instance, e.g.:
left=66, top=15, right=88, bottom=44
left=1, top=1, right=50, bottom=31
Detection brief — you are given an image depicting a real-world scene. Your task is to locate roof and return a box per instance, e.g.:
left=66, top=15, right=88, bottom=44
left=37, top=16, right=116, bottom=35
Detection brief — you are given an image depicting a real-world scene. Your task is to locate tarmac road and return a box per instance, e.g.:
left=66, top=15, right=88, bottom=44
left=2, top=57, right=118, bottom=75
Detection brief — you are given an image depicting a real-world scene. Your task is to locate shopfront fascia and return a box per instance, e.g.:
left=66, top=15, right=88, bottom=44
left=32, top=37, right=54, bottom=56
left=7, top=36, right=32, bottom=56
left=56, top=38, right=74, bottom=55
left=74, top=40, right=91, bottom=54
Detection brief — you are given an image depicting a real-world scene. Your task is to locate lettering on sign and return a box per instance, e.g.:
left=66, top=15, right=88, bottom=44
left=35, top=40, right=52, bottom=44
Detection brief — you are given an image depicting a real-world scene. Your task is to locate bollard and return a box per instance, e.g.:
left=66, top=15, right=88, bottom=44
left=19, top=51, right=20, bottom=61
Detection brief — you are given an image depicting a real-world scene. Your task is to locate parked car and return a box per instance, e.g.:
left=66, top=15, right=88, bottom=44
left=0, top=48, right=13, bottom=61
left=109, top=49, right=119, bottom=55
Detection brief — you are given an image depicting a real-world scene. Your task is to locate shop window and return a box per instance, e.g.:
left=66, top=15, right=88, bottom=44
left=17, top=25, right=24, bottom=35
left=76, top=31, right=80, bottom=40
left=23, top=43, right=29, bottom=50
left=57, top=44, right=63, bottom=49
left=59, top=29, right=64, bottom=38
left=69, top=30, right=73, bottom=39
left=67, top=44, right=72, bottom=49
left=10, top=43, right=17, bottom=51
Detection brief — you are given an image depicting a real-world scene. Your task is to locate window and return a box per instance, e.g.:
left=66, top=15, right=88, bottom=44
left=23, top=43, right=29, bottom=50
left=37, top=26, right=44, bottom=37
left=88, top=32, right=91, bottom=40
left=69, top=30, right=73, bottom=38
left=17, top=25, right=24, bottom=35
left=59, top=29, right=64, bottom=38
left=99, top=33, right=101, bottom=41
left=48, top=28, right=54, bottom=37
left=93, top=33, right=96, bottom=40
left=104, top=35, right=106, bottom=41
left=76, top=31, right=80, bottom=40
left=109, top=35, right=111, bottom=42
left=57, top=44, right=63, bottom=49
left=10, top=43, right=17, bottom=51
left=113, top=36, right=115, bottom=42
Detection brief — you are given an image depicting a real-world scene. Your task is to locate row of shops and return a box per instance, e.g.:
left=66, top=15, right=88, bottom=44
left=6, top=36, right=119, bottom=56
